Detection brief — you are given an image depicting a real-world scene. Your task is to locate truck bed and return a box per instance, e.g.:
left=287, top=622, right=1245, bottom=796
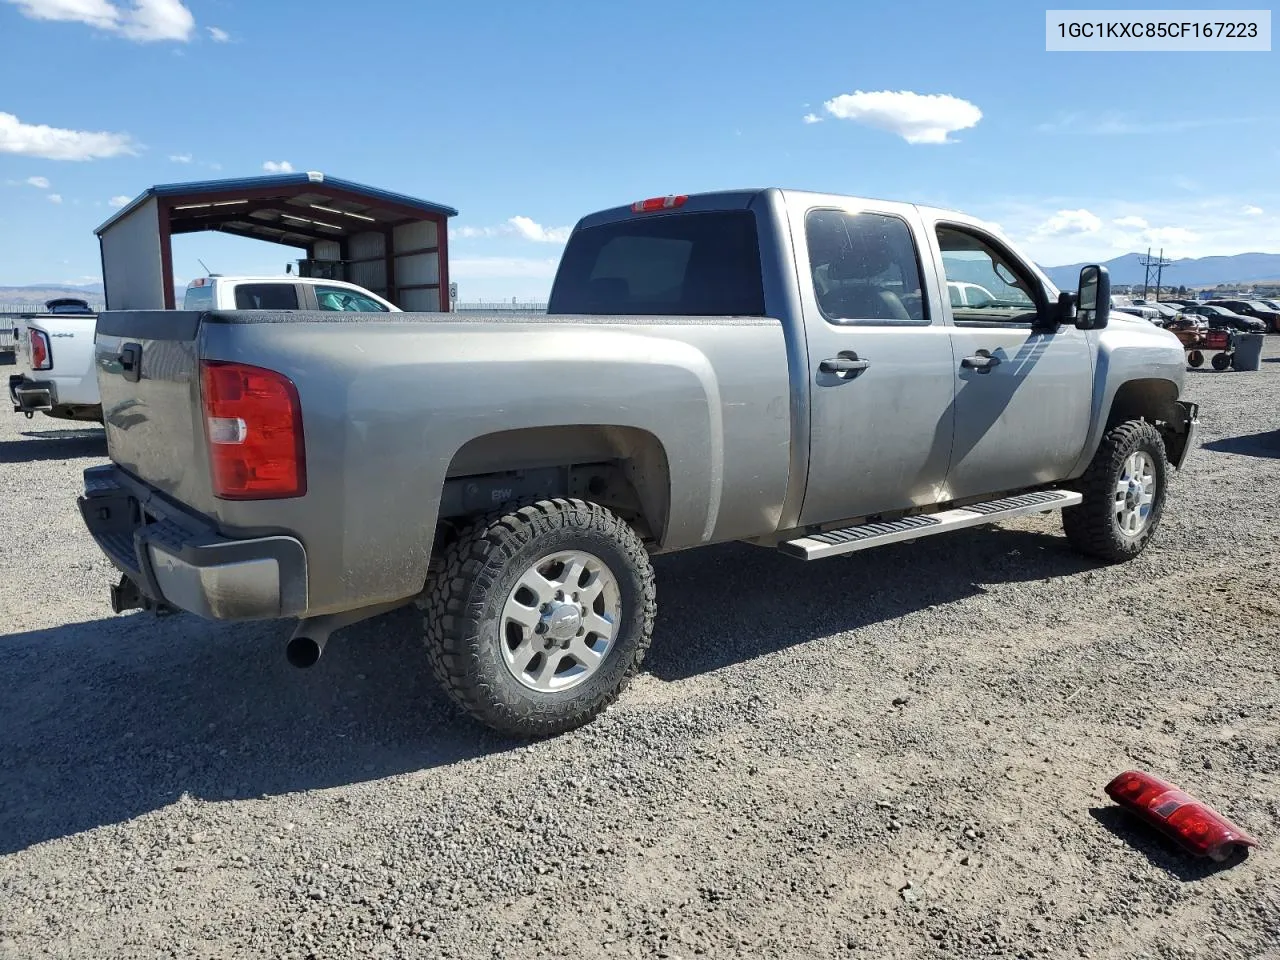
left=93, top=309, right=793, bottom=616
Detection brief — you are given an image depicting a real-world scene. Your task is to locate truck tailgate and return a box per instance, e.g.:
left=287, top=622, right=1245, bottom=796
left=94, top=311, right=214, bottom=511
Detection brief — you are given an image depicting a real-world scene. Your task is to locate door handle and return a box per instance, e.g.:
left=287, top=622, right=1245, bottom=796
left=119, top=342, right=142, bottom=383
left=961, top=352, right=1000, bottom=373
left=819, top=355, right=870, bottom=378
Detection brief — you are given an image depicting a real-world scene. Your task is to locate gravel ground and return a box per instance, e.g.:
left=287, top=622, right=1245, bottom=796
left=1, top=342, right=1278, bottom=960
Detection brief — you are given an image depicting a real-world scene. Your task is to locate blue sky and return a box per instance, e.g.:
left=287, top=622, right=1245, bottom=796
left=1, top=0, right=1276, bottom=299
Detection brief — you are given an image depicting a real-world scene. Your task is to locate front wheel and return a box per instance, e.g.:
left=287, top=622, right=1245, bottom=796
left=419, top=499, right=656, bottom=737
left=1063, top=420, right=1169, bottom=563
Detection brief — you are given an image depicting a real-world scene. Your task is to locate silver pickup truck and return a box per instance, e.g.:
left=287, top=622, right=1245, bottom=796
left=79, top=188, right=1197, bottom=736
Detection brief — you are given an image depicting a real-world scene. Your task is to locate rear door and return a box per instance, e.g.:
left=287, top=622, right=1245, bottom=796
left=924, top=219, right=1093, bottom=500
left=791, top=201, right=956, bottom=525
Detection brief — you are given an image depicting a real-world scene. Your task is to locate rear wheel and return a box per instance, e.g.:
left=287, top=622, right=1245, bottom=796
left=1187, top=350, right=1204, bottom=368
left=1063, top=420, right=1168, bottom=563
left=419, top=499, right=656, bottom=737
left=1212, top=352, right=1233, bottom=371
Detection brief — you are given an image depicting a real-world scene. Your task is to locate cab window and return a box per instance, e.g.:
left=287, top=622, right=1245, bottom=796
left=314, top=286, right=388, bottom=312
left=183, top=285, right=214, bottom=311
left=805, top=210, right=927, bottom=324
left=936, top=226, right=1042, bottom=326
left=233, top=283, right=299, bottom=310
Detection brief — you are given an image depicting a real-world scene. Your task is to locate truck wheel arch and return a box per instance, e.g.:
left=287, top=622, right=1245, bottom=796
left=441, top=425, right=672, bottom=546
left=1098, top=377, right=1189, bottom=470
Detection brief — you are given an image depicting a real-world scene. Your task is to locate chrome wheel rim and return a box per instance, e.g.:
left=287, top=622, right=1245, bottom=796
left=500, top=550, right=621, bottom=693
left=1114, top=451, right=1156, bottom=538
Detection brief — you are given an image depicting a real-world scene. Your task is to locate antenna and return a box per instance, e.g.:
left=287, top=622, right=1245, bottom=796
left=197, top=258, right=214, bottom=277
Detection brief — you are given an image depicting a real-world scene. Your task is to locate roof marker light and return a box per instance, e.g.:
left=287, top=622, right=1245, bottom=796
left=631, top=195, right=688, bottom=214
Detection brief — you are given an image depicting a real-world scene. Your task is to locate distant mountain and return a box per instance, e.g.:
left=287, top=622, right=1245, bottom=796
left=1043, top=253, right=1280, bottom=290
left=0, top=282, right=105, bottom=306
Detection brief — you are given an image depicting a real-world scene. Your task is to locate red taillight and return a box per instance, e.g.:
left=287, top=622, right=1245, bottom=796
left=1105, top=770, right=1259, bottom=861
left=631, top=195, right=688, bottom=213
left=29, top=329, right=51, bottom=370
left=200, top=360, right=306, bottom=500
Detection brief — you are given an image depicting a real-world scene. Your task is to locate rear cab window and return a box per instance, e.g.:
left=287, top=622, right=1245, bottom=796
left=548, top=211, right=765, bottom=316
left=233, top=283, right=300, bottom=310
left=183, top=284, right=214, bottom=311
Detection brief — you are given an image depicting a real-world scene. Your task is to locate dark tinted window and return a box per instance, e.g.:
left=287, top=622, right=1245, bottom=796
left=805, top=210, right=927, bottom=324
left=548, top=211, right=764, bottom=316
left=234, top=283, right=299, bottom=310
left=183, top=285, right=214, bottom=310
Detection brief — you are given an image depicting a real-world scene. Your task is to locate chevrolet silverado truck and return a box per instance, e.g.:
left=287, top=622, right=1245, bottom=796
left=78, top=188, right=1198, bottom=737
left=9, top=279, right=398, bottom=423
left=9, top=299, right=101, bottom=421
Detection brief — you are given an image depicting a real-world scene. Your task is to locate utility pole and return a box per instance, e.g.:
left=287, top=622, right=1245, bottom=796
left=1139, top=247, right=1174, bottom=301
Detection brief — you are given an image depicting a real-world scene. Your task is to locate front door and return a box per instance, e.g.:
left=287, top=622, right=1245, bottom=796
left=796, top=205, right=957, bottom=526
left=928, top=222, right=1094, bottom=500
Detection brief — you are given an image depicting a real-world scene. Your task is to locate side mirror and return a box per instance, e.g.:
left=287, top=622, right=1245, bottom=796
left=1076, top=264, right=1110, bottom=329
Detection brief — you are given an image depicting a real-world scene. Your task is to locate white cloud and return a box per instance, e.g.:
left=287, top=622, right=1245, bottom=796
left=168, top=152, right=192, bottom=163
left=262, top=160, right=294, bottom=173
left=207, top=25, right=228, bottom=41
left=1039, top=112, right=1257, bottom=136
left=449, top=257, right=560, bottom=280
left=46, top=193, right=63, bottom=203
left=1242, top=205, right=1264, bottom=216
left=1033, top=208, right=1103, bottom=238
left=0, top=111, right=138, bottom=161
left=507, top=216, right=571, bottom=244
left=988, top=195, right=1280, bottom=266
left=25, top=175, right=50, bottom=188
left=455, top=225, right=501, bottom=239
left=822, top=90, right=981, bottom=144
left=108, top=194, right=130, bottom=207
left=5, top=0, right=196, bottom=41
left=456, top=217, right=572, bottom=244
left=802, top=113, right=823, bottom=125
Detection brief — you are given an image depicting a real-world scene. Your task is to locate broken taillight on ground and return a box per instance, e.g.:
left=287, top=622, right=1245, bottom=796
left=1105, top=770, right=1260, bottom=861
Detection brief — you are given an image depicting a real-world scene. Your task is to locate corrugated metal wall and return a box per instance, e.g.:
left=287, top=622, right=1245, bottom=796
left=346, top=232, right=386, bottom=295
left=313, top=239, right=341, bottom=261
left=100, top=198, right=165, bottom=309
left=393, top=220, right=440, bottom=312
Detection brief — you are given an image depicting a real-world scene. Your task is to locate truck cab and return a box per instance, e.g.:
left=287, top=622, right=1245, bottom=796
left=182, top=276, right=400, bottom=313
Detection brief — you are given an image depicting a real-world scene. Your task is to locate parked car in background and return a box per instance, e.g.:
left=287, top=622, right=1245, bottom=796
left=80, top=187, right=1198, bottom=737
left=10, top=277, right=396, bottom=423
left=8, top=306, right=101, bottom=422
left=44, top=297, right=95, bottom=315
left=946, top=280, right=996, bottom=307
left=183, top=276, right=400, bottom=312
left=1183, top=303, right=1268, bottom=333
left=1206, top=299, right=1280, bottom=333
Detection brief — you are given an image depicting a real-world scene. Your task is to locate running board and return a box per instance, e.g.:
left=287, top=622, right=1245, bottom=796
left=778, top=490, right=1083, bottom=560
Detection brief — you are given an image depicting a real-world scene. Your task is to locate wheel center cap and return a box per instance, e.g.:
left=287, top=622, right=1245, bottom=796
left=542, top=602, right=582, bottom=641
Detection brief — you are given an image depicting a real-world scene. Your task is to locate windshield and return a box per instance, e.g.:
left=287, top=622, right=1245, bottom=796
left=548, top=211, right=765, bottom=316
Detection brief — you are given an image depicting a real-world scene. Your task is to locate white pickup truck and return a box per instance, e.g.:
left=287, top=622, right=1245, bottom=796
left=10, top=277, right=398, bottom=422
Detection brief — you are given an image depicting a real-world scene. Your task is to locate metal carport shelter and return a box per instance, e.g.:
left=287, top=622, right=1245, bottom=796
left=94, top=172, right=458, bottom=312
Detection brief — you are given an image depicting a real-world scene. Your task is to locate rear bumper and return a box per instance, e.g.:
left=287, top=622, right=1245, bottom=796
left=9, top=374, right=56, bottom=414
left=78, top=464, right=308, bottom=620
